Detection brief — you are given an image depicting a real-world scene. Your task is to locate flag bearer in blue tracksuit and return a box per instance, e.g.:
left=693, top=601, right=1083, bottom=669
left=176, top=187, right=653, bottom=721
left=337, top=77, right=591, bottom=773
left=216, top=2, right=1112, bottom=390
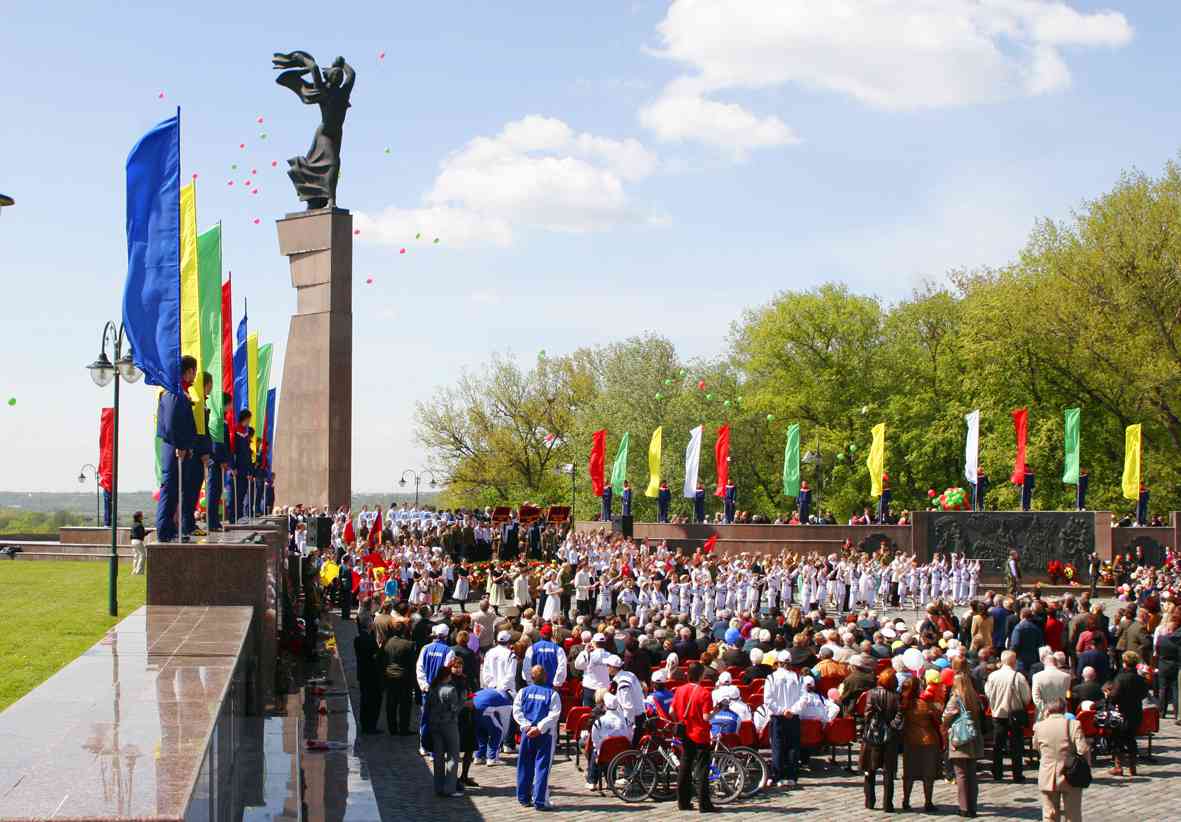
left=155, top=356, right=199, bottom=543
left=621, top=480, right=632, bottom=517
left=513, top=664, right=562, bottom=810
left=601, top=485, right=613, bottom=522
left=694, top=481, right=706, bottom=523
left=416, top=623, right=456, bottom=755
left=208, top=385, right=229, bottom=531
left=187, top=372, right=214, bottom=537
left=723, top=479, right=737, bottom=523
left=232, top=409, right=254, bottom=521
left=523, top=624, right=567, bottom=687
left=657, top=480, right=671, bottom=523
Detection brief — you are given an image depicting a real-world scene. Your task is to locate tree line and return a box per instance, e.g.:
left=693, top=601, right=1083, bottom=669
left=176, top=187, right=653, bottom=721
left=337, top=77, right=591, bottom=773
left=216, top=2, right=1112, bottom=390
left=416, top=159, right=1181, bottom=522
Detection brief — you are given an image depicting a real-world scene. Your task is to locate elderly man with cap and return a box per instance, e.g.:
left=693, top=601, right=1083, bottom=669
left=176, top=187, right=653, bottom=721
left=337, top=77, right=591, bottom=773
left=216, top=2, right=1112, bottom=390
left=764, top=650, right=805, bottom=788
left=574, top=632, right=613, bottom=708
left=474, top=630, right=519, bottom=765
left=586, top=690, right=632, bottom=790
left=513, top=664, right=563, bottom=810
left=415, top=623, right=456, bottom=756
left=606, top=653, right=646, bottom=745
left=523, top=623, right=568, bottom=688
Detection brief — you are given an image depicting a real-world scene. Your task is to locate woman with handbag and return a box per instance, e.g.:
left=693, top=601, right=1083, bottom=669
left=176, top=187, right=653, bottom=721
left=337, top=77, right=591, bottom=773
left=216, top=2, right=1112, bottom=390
left=1106, top=650, right=1149, bottom=776
left=941, top=672, right=984, bottom=818
left=859, top=668, right=902, bottom=811
left=1032, top=697, right=1090, bottom=821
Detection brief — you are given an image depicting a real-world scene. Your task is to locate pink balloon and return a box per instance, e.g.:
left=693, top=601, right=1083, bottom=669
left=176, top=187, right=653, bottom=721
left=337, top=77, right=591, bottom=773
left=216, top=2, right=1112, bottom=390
left=244, top=179, right=252, bottom=186
left=399, top=248, right=406, bottom=254
left=252, top=218, right=261, bottom=225
left=353, top=229, right=360, bottom=235
left=157, top=91, right=165, bottom=100
left=251, top=168, right=257, bottom=175
left=239, top=143, right=246, bottom=149
left=378, top=51, right=385, bottom=60
left=366, top=277, right=374, bottom=284
left=271, top=160, right=278, bottom=167
left=257, top=116, right=264, bottom=124
left=191, top=173, right=198, bottom=180
left=251, top=188, right=259, bottom=195
left=227, top=180, right=234, bottom=186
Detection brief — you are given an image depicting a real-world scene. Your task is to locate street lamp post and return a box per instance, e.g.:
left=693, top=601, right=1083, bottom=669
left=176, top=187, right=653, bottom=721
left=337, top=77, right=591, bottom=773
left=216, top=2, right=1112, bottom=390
left=87, top=321, right=142, bottom=616
left=399, top=469, right=438, bottom=508
left=79, top=464, right=100, bottom=526
left=559, top=463, right=576, bottom=523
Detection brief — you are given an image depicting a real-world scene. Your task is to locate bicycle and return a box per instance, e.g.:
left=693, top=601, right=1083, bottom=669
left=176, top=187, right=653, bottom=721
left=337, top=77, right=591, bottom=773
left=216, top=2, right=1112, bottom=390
left=607, top=719, right=745, bottom=804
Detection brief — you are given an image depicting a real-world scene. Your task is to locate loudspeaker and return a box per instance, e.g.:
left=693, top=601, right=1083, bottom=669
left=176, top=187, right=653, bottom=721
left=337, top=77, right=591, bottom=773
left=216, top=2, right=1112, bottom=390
left=308, top=515, right=331, bottom=549
left=621, top=515, right=634, bottom=539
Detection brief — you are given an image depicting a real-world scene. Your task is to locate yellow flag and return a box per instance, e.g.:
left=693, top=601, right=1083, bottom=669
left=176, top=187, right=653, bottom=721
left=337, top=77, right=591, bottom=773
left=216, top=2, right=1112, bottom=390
left=867, top=422, right=886, bottom=498
left=1122, top=423, right=1141, bottom=500
left=645, top=426, right=662, bottom=497
left=179, top=182, right=206, bottom=434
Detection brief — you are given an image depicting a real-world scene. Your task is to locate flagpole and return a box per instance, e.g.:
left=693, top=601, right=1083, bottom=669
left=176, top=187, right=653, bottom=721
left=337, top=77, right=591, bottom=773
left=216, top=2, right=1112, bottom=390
left=177, top=454, right=185, bottom=541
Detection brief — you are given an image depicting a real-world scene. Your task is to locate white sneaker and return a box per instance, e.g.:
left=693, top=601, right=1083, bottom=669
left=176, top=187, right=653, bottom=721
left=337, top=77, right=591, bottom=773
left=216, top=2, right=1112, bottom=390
left=473, top=757, right=485, bottom=765
left=485, top=758, right=499, bottom=766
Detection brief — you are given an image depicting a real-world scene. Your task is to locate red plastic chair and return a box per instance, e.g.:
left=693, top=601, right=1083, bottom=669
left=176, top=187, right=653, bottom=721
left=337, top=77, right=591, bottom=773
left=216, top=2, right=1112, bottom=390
left=747, top=692, right=764, bottom=710
left=592, top=736, right=633, bottom=789
left=1137, top=705, right=1160, bottom=757
left=566, top=708, right=593, bottom=768
left=800, top=718, right=824, bottom=749
left=824, top=716, right=857, bottom=770
left=816, top=674, right=844, bottom=698
left=738, top=720, right=758, bottom=748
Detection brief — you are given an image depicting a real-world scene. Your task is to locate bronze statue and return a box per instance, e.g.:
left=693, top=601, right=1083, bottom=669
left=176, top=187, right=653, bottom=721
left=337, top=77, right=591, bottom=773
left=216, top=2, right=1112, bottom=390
left=272, top=51, right=355, bottom=210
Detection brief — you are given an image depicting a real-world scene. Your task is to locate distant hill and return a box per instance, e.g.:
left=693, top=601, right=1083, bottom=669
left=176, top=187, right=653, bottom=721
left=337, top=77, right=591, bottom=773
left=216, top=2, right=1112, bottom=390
left=0, top=490, right=441, bottom=532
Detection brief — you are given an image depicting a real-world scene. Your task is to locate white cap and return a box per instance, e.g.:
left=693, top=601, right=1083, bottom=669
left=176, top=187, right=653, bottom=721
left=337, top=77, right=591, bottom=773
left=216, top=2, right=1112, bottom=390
left=496, top=630, right=512, bottom=644
left=602, top=692, right=618, bottom=710
left=604, top=654, right=623, bottom=668
left=432, top=623, right=450, bottom=638
left=652, top=670, right=669, bottom=683
left=592, top=632, right=606, bottom=643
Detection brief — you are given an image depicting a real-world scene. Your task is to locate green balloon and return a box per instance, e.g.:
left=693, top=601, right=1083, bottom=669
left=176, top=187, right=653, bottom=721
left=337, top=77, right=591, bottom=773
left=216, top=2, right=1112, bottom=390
left=6, top=397, right=14, bottom=407
left=766, top=414, right=775, bottom=422
left=705, top=393, right=713, bottom=400
left=655, top=392, right=662, bottom=400
left=736, top=396, right=743, bottom=403
left=849, top=444, right=858, bottom=453
left=664, top=378, right=672, bottom=385
left=836, top=452, right=846, bottom=461
left=723, top=399, right=731, bottom=407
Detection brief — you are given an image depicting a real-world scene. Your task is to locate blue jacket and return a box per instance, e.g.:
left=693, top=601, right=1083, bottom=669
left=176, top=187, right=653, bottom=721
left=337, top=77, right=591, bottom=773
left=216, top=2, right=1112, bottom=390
left=156, top=389, right=197, bottom=450
left=233, top=426, right=254, bottom=473
left=1009, top=619, right=1043, bottom=663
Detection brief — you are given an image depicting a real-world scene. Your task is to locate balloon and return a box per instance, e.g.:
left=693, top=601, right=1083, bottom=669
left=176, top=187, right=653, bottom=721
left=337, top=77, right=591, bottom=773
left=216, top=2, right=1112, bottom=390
left=6, top=397, right=15, bottom=406
left=252, top=218, right=261, bottom=225
left=365, top=277, right=373, bottom=284
left=231, top=163, right=238, bottom=171
left=191, top=173, right=198, bottom=180
left=664, top=378, right=672, bottom=385
left=766, top=414, right=775, bottom=422
left=705, top=393, right=713, bottom=400
left=251, top=189, right=259, bottom=195
left=257, top=116, right=264, bottom=124
left=400, top=248, right=406, bottom=254
left=259, top=132, right=268, bottom=139
left=378, top=50, right=386, bottom=60
left=271, top=160, right=278, bottom=167
left=433, top=238, right=440, bottom=243
left=157, top=91, right=165, bottom=100
left=723, top=400, right=731, bottom=407
left=736, top=396, right=743, bottom=403
left=152, top=489, right=161, bottom=501
left=836, top=452, right=845, bottom=461
left=244, top=180, right=252, bottom=186
left=239, top=143, right=246, bottom=149
left=227, top=180, right=234, bottom=186
left=903, top=648, right=924, bottom=671
left=416, top=232, right=421, bottom=240
left=697, top=380, right=706, bottom=390
left=928, top=488, right=937, bottom=498
left=924, top=669, right=940, bottom=684
left=849, top=444, right=857, bottom=453
left=384, top=147, right=391, bottom=155
left=655, top=393, right=662, bottom=400
left=353, top=229, right=360, bottom=235
left=251, top=168, right=258, bottom=175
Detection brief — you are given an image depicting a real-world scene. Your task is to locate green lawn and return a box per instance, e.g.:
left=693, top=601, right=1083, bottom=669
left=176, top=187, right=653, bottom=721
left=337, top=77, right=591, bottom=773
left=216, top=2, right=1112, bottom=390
left=0, top=562, right=146, bottom=711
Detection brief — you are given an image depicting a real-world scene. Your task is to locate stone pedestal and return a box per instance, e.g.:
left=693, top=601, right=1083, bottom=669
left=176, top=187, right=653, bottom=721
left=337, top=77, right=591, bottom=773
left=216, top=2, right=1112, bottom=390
left=272, top=209, right=352, bottom=509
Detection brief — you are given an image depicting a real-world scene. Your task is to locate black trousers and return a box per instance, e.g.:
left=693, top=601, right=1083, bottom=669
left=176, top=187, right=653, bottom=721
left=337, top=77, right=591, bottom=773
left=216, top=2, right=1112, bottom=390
left=384, top=677, right=413, bottom=734
left=358, top=675, right=383, bottom=732
left=991, top=715, right=1025, bottom=780
left=677, top=736, right=714, bottom=810
left=864, top=746, right=898, bottom=809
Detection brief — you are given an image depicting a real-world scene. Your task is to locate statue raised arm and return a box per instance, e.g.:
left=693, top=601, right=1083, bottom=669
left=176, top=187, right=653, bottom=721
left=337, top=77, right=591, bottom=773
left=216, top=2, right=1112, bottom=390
left=272, top=51, right=355, bottom=210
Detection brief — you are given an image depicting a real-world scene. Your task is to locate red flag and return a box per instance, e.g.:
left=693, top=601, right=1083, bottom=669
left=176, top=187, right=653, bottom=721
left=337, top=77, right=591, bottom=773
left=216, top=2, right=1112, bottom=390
left=364, top=550, right=386, bottom=570
left=702, top=534, right=718, bottom=554
left=343, top=517, right=355, bottom=545
left=589, top=429, right=606, bottom=497
left=714, top=424, right=730, bottom=497
left=351, top=568, right=361, bottom=593
left=368, top=509, right=383, bottom=547
left=98, top=408, right=114, bottom=492
left=1010, top=407, right=1029, bottom=485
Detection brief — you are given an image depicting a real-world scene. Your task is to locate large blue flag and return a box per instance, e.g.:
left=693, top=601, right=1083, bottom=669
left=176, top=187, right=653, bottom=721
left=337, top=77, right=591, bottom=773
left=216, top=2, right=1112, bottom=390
left=233, top=300, right=250, bottom=418
left=122, top=112, right=181, bottom=395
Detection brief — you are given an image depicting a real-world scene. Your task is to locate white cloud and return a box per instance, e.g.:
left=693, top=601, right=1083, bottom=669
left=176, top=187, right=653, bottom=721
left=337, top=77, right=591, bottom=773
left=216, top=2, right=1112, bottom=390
left=356, top=115, right=661, bottom=246
left=642, top=0, right=1132, bottom=153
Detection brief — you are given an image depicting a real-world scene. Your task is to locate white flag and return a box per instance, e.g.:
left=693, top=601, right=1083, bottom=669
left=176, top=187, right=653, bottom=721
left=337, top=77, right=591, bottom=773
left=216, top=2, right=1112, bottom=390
left=683, top=425, right=703, bottom=498
left=964, top=410, right=980, bottom=485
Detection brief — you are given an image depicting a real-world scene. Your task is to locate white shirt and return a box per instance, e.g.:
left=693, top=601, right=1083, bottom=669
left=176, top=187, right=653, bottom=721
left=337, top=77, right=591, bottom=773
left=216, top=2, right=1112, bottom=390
left=481, top=644, right=519, bottom=693
left=574, top=645, right=612, bottom=691
left=590, top=709, right=632, bottom=752
left=763, top=668, right=804, bottom=716
left=613, top=670, right=646, bottom=720
left=788, top=691, right=830, bottom=724
left=512, top=687, right=563, bottom=736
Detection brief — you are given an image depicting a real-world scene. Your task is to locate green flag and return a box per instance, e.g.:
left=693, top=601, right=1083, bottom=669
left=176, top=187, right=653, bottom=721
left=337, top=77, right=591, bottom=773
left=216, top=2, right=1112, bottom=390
left=1062, top=407, right=1080, bottom=484
left=783, top=423, right=800, bottom=497
left=255, top=343, right=273, bottom=456
left=610, top=432, right=630, bottom=494
left=197, top=224, right=223, bottom=440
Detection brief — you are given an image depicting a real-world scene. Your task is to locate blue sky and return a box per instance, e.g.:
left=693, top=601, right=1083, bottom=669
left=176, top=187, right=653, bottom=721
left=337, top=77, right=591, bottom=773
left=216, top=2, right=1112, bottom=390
left=0, top=1, right=1175, bottom=492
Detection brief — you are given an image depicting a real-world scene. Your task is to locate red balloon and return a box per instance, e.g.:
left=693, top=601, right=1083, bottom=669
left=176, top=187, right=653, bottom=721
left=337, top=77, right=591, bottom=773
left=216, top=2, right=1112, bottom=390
left=251, top=168, right=257, bottom=175
left=227, top=180, right=234, bottom=186
left=252, top=218, right=261, bottom=225
left=239, top=143, right=246, bottom=149
left=271, top=160, right=278, bottom=167
left=365, top=277, right=374, bottom=284
left=928, top=489, right=937, bottom=498
left=697, top=380, right=706, bottom=390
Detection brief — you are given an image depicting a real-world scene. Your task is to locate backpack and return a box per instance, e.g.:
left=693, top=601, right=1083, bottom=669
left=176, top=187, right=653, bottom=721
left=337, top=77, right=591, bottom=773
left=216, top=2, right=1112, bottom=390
left=863, top=711, right=889, bottom=746
left=948, top=696, right=979, bottom=750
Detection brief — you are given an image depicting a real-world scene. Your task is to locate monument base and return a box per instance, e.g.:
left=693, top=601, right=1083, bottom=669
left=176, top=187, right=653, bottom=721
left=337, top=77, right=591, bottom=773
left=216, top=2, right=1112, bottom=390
left=272, top=208, right=352, bottom=509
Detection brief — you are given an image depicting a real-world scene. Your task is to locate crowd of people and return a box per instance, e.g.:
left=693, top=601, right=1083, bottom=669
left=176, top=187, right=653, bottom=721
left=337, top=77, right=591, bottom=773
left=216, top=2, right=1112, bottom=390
left=283, top=504, right=1178, bottom=819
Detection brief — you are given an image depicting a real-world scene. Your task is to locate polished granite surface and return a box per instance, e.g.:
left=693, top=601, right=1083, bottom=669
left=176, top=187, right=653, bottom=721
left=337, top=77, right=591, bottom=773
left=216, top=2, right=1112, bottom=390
left=0, top=605, right=252, bottom=821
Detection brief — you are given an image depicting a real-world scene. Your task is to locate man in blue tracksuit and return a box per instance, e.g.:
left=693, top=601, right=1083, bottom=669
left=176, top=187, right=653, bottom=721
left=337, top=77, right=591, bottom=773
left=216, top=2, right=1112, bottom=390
left=657, top=480, right=671, bottom=523
left=693, top=481, right=706, bottom=523
left=415, top=623, right=455, bottom=754
left=601, top=485, right=613, bottom=522
left=155, top=356, right=199, bottom=543
left=723, top=479, right=737, bottom=523
left=621, top=480, right=632, bottom=517
left=207, top=386, right=229, bottom=531
left=232, top=409, right=254, bottom=521
left=512, top=665, right=562, bottom=810
left=186, top=372, right=213, bottom=537
left=522, top=625, right=567, bottom=687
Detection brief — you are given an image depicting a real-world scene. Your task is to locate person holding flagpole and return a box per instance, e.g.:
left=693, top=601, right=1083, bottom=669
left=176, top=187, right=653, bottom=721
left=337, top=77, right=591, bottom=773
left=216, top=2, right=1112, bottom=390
left=155, top=356, right=199, bottom=543
left=657, top=480, right=670, bottom=523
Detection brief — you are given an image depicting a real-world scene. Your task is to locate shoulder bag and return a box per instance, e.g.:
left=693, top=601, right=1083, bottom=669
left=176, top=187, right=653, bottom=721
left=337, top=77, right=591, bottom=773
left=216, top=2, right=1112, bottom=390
left=1064, top=718, right=1092, bottom=789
